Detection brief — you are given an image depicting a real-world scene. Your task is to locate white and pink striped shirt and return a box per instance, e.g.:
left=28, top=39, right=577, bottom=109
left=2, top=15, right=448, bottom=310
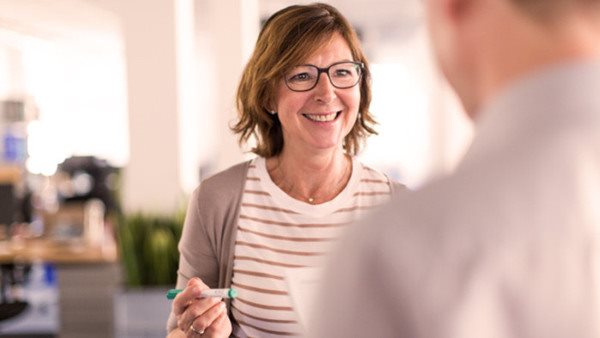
left=231, top=157, right=394, bottom=337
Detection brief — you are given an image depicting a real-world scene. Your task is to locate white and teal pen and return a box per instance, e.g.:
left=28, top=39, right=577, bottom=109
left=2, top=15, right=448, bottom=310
left=166, top=288, right=237, bottom=300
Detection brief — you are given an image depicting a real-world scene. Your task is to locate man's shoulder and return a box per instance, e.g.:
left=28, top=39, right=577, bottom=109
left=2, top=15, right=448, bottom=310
left=375, top=169, right=485, bottom=231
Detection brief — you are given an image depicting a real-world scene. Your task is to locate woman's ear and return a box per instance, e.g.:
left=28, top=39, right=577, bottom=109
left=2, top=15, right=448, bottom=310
left=265, top=98, right=278, bottom=115
left=264, top=107, right=277, bottom=115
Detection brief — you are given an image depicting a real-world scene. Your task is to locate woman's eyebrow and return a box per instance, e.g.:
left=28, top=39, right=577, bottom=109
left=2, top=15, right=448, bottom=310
left=297, top=59, right=355, bottom=67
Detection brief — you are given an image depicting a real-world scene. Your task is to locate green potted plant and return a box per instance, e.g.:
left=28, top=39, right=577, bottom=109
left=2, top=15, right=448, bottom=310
left=117, top=211, right=184, bottom=287
left=114, top=210, right=185, bottom=336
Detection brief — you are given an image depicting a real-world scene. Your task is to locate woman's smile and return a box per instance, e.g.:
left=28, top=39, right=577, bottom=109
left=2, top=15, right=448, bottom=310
left=302, top=110, right=342, bottom=123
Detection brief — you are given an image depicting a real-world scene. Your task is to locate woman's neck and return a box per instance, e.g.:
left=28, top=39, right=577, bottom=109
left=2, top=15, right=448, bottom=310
left=266, top=150, right=352, bottom=204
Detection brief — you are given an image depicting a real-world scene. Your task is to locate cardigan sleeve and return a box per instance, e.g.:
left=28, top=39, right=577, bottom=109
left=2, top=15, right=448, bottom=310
left=166, top=160, right=250, bottom=333
left=166, top=185, right=221, bottom=333
left=177, top=185, right=221, bottom=288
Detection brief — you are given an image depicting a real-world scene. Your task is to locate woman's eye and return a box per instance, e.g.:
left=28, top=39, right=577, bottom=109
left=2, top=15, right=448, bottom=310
left=289, top=72, right=313, bottom=82
left=333, top=69, right=352, bottom=77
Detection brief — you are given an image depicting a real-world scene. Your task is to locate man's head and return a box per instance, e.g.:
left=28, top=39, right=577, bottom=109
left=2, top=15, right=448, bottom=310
left=425, top=0, right=600, bottom=119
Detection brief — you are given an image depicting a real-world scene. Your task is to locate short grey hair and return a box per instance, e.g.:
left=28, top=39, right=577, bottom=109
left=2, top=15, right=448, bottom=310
left=509, top=0, right=600, bottom=20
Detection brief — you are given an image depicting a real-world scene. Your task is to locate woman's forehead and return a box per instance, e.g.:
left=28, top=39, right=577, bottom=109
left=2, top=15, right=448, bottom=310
left=296, top=33, right=354, bottom=66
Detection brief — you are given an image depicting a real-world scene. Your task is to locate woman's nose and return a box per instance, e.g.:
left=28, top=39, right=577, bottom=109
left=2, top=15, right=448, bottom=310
left=312, top=72, right=336, bottom=102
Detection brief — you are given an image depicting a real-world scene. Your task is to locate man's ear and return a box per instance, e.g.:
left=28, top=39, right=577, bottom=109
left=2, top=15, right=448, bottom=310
left=443, top=0, right=475, bottom=23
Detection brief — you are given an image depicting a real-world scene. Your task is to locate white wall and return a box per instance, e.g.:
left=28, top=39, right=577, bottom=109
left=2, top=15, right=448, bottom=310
left=194, top=0, right=259, bottom=178
left=117, top=0, right=187, bottom=214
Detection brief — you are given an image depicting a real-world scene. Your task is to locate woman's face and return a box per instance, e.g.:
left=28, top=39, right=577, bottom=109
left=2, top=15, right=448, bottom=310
left=274, top=33, right=361, bottom=155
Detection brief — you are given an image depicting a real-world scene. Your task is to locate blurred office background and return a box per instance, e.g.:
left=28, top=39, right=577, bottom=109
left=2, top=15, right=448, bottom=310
left=0, top=0, right=472, bottom=337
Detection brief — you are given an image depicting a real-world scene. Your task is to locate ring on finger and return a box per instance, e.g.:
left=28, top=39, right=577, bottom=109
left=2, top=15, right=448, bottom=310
left=190, top=324, right=205, bottom=335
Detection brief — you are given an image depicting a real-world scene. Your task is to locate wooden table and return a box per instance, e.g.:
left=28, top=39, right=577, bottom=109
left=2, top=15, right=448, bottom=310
left=0, top=238, right=120, bottom=338
left=0, top=238, right=117, bottom=264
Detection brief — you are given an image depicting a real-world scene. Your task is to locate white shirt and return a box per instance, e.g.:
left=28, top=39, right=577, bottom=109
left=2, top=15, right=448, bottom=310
left=311, top=60, right=600, bottom=338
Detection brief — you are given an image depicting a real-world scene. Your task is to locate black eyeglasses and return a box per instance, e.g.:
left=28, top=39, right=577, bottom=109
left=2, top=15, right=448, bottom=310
left=284, top=61, right=364, bottom=92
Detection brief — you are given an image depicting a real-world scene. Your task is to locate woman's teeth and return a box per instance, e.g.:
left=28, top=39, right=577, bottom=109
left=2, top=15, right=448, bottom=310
left=304, top=112, right=338, bottom=122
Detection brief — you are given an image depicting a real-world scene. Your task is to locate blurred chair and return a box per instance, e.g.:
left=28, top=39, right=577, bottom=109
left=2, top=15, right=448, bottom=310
left=0, top=263, right=29, bottom=322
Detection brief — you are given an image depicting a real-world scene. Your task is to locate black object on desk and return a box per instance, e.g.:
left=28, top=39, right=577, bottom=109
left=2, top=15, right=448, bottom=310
left=0, top=184, right=15, bottom=227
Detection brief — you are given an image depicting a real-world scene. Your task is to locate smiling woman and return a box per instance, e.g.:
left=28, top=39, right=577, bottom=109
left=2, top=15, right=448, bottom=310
left=233, top=5, right=377, bottom=157
left=272, top=32, right=362, bottom=160
left=166, top=3, right=407, bottom=338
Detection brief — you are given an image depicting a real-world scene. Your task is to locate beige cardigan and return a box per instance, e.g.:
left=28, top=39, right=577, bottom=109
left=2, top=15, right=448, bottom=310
left=167, top=159, right=404, bottom=332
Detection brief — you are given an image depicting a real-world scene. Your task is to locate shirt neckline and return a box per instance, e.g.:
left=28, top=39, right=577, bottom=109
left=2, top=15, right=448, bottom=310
left=253, top=156, right=361, bottom=216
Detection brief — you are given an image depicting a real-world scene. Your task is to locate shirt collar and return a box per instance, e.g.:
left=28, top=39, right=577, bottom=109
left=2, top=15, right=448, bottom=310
left=459, top=59, right=600, bottom=169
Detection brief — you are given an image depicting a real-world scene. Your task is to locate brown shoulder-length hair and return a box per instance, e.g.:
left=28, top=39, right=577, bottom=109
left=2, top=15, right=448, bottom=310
left=231, top=2, right=377, bottom=157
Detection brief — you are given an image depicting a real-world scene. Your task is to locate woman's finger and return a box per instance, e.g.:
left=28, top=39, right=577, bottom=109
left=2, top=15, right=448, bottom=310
left=211, top=310, right=232, bottom=334
left=189, top=302, right=227, bottom=337
left=173, top=278, right=209, bottom=316
left=178, top=296, right=222, bottom=332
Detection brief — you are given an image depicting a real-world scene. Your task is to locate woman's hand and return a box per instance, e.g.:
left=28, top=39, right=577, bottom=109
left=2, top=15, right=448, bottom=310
left=172, top=278, right=232, bottom=337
